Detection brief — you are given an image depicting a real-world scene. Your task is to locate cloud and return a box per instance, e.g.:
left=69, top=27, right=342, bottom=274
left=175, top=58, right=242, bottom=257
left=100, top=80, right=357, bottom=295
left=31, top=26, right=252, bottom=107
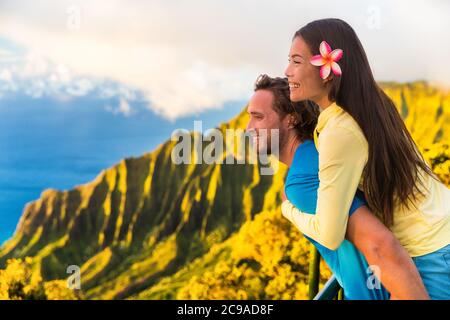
left=0, top=69, right=16, bottom=97
left=0, top=50, right=141, bottom=109
left=0, top=48, right=13, bottom=58
left=105, top=97, right=133, bottom=117
left=0, top=0, right=449, bottom=119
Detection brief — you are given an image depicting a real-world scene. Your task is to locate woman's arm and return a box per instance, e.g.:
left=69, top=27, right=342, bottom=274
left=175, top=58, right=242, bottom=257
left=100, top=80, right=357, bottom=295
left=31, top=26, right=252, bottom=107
left=346, top=205, right=430, bottom=300
left=281, top=126, right=367, bottom=250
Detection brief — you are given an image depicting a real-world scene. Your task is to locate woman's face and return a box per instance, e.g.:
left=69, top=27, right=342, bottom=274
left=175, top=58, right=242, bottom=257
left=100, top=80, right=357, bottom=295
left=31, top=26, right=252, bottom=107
left=285, top=36, right=328, bottom=103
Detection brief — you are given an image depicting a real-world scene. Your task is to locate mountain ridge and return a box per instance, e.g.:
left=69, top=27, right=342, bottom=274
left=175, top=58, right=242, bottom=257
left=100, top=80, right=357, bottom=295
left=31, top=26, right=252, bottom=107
left=1, top=81, right=449, bottom=299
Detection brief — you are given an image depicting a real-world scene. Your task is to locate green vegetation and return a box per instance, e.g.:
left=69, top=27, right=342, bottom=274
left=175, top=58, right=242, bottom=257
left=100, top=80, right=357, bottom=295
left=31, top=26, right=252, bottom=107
left=1, top=82, right=449, bottom=300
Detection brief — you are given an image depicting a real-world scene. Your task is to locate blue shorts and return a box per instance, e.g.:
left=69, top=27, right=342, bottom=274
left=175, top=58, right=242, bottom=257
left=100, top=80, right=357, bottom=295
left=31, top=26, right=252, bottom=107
left=412, top=243, right=450, bottom=299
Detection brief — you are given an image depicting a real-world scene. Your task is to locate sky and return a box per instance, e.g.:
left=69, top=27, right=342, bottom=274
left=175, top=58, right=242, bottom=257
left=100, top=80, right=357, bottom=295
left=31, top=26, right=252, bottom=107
left=0, top=0, right=449, bottom=244
left=0, top=0, right=449, bottom=120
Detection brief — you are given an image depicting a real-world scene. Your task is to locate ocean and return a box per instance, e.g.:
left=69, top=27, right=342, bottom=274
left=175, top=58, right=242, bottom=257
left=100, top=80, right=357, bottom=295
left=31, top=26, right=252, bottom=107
left=0, top=94, right=245, bottom=244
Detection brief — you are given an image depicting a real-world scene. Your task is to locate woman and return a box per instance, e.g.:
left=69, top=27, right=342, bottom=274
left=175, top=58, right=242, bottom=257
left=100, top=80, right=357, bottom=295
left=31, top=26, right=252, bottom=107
left=248, top=74, right=391, bottom=299
left=282, top=18, right=450, bottom=299
left=248, top=74, right=424, bottom=299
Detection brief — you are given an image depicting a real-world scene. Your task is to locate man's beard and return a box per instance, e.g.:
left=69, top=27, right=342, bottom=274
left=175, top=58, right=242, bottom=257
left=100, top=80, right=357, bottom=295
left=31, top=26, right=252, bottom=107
left=257, top=128, right=286, bottom=157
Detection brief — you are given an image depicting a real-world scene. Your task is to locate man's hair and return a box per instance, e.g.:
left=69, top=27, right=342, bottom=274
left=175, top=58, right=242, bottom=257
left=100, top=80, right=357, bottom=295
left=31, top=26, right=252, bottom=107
left=254, top=74, right=319, bottom=141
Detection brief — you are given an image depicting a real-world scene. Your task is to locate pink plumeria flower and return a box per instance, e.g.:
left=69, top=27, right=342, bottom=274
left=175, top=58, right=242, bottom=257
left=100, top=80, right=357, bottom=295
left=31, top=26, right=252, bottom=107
left=310, top=41, right=343, bottom=79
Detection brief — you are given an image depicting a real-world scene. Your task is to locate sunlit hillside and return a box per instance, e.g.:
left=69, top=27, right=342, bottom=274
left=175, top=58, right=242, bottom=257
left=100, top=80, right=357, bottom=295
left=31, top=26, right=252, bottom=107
left=1, top=81, right=449, bottom=300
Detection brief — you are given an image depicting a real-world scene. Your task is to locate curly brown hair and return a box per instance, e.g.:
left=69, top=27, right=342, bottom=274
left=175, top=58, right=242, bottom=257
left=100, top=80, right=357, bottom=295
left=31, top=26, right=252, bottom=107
left=254, top=74, right=319, bottom=141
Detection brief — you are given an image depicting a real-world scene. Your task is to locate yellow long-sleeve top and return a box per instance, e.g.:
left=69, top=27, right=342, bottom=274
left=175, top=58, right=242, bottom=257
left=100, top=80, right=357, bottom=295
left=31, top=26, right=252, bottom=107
left=281, top=102, right=450, bottom=256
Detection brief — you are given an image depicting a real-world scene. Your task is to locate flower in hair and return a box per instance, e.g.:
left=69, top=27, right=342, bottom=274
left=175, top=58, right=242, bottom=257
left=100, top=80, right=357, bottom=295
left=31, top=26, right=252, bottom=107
left=310, top=41, right=343, bottom=79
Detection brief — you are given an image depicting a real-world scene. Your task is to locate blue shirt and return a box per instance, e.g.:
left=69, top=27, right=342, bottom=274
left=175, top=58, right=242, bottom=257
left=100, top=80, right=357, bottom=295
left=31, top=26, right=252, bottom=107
left=285, top=139, right=389, bottom=300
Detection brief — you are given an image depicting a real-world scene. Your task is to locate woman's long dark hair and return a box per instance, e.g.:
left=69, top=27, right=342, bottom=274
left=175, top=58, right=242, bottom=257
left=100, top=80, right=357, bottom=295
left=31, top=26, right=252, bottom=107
left=295, top=18, right=435, bottom=226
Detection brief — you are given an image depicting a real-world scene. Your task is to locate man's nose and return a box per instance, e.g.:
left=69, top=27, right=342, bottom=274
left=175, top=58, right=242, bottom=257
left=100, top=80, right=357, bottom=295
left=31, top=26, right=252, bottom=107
left=246, top=121, right=252, bottom=132
left=246, top=121, right=258, bottom=134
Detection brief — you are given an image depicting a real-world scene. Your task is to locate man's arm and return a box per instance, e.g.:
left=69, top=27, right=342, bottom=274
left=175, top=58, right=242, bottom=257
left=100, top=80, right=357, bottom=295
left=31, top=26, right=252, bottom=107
left=346, top=205, right=430, bottom=300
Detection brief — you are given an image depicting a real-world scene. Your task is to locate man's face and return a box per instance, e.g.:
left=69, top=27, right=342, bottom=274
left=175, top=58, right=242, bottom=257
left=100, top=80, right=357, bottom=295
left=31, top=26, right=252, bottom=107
left=246, top=89, right=289, bottom=155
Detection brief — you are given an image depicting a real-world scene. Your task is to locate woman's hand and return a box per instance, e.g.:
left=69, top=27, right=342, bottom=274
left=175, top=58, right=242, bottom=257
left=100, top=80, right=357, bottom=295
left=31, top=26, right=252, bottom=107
left=281, top=188, right=287, bottom=202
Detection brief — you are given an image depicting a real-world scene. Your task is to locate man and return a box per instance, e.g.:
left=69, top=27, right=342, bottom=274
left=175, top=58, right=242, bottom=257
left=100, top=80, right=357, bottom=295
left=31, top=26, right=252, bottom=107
left=245, top=74, right=429, bottom=299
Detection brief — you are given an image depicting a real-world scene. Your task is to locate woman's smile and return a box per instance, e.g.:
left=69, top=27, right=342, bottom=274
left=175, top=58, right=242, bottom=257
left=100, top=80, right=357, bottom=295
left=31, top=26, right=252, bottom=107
left=288, top=82, right=301, bottom=90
